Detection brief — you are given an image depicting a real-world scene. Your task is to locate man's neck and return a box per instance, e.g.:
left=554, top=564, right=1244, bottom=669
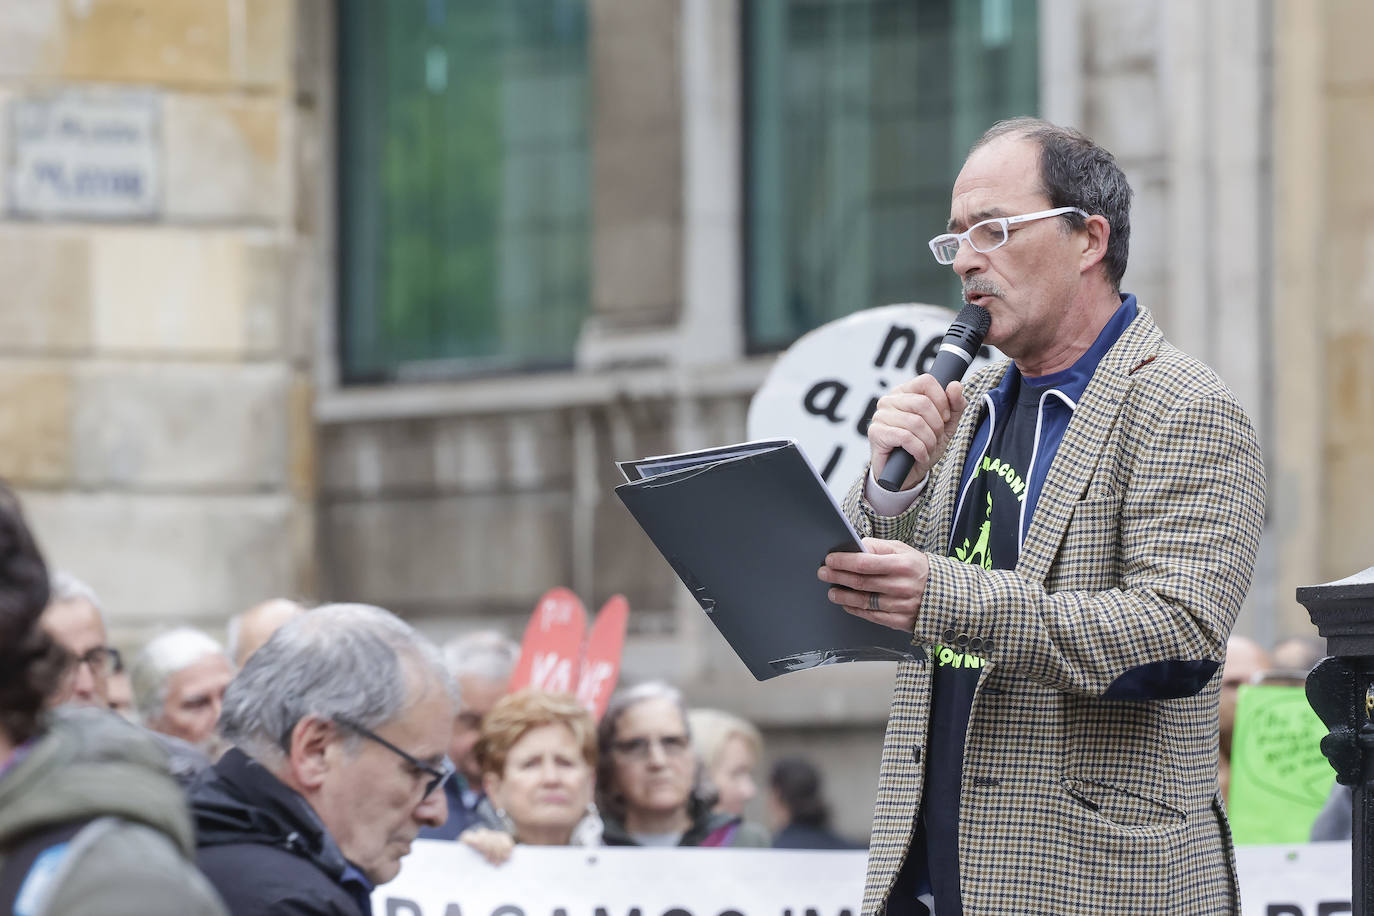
left=1017, top=290, right=1121, bottom=378
left=624, top=806, right=692, bottom=838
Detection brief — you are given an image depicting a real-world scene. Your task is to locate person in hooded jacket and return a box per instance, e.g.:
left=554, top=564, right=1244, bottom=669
left=0, top=484, right=225, bottom=916
left=596, top=681, right=768, bottom=848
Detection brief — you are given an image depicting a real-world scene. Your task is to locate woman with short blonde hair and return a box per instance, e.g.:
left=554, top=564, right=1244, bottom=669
left=688, top=708, right=763, bottom=817
left=460, top=689, right=601, bottom=861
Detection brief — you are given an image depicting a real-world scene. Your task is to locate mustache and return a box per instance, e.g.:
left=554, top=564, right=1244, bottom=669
left=962, top=278, right=1005, bottom=301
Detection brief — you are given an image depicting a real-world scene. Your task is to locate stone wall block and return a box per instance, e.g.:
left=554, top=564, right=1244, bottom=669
left=243, top=0, right=293, bottom=90
left=1327, top=95, right=1374, bottom=217
left=0, top=228, right=93, bottom=352
left=1086, top=0, right=1158, bottom=73
left=320, top=412, right=575, bottom=498
left=321, top=493, right=574, bottom=614
left=0, top=2, right=61, bottom=79
left=1327, top=0, right=1374, bottom=88
left=56, top=0, right=235, bottom=88
left=0, top=366, right=72, bottom=485
left=596, top=130, right=681, bottom=227
left=593, top=220, right=680, bottom=320
left=292, top=0, right=332, bottom=104
left=287, top=240, right=321, bottom=368
left=1085, top=71, right=1163, bottom=163
left=242, top=240, right=291, bottom=357
left=293, top=102, right=326, bottom=237
left=592, top=0, right=680, bottom=130
left=90, top=229, right=288, bottom=357
left=70, top=362, right=289, bottom=489
left=164, top=94, right=287, bottom=224
left=288, top=372, right=316, bottom=500
left=21, top=491, right=293, bottom=626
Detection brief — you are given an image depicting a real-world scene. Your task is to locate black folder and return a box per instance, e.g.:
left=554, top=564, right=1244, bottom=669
left=614, top=439, right=920, bottom=680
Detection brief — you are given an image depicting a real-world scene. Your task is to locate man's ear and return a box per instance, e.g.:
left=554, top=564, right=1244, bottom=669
left=287, top=716, right=337, bottom=792
left=1078, top=213, right=1111, bottom=274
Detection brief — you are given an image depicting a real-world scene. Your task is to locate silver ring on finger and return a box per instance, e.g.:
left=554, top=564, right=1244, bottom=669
left=868, top=591, right=881, bottom=612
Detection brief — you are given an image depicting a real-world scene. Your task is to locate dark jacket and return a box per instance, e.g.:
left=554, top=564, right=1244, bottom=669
left=601, top=798, right=769, bottom=848
left=190, top=748, right=373, bottom=916
left=0, top=707, right=226, bottom=916
left=773, top=822, right=864, bottom=850
left=416, top=773, right=482, bottom=841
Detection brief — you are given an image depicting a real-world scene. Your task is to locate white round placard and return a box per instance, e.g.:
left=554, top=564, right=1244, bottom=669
left=746, top=303, right=1001, bottom=501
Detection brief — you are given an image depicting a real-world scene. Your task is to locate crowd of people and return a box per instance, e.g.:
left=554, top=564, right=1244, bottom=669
left=0, top=483, right=861, bottom=915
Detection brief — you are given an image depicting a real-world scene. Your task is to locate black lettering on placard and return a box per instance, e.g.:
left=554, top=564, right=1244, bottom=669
left=875, top=325, right=919, bottom=370
left=492, top=906, right=525, bottom=916
left=661, top=909, right=693, bottom=916
left=1317, top=902, right=1353, bottom=916
left=595, top=908, right=643, bottom=916
left=551, top=910, right=569, bottom=916
left=819, top=444, right=843, bottom=482
left=1266, top=906, right=1302, bottom=916
left=444, top=907, right=463, bottom=916
left=386, top=900, right=423, bottom=916
left=915, top=337, right=942, bottom=375
left=717, top=910, right=746, bottom=916
left=856, top=397, right=879, bottom=437
left=804, top=381, right=848, bottom=424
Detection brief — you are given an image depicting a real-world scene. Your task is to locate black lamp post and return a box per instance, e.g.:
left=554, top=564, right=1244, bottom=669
left=1301, top=566, right=1374, bottom=914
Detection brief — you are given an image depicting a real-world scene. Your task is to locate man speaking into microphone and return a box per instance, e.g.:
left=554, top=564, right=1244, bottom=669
left=819, top=118, right=1264, bottom=915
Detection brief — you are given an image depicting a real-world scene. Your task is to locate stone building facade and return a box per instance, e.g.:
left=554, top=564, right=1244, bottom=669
left=0, top=0, right=1370, bottom=837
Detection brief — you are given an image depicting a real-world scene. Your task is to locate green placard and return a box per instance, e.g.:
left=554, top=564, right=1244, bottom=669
left=1227, top=684, right=1336, bottom=845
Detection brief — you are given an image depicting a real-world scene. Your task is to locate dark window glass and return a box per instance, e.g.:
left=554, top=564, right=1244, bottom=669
left=745, top=0, right=1039, bottom=351
left=339, top=0, right=591, bottom=382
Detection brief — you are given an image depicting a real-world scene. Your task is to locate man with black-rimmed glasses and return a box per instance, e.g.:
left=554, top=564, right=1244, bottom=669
left=190, top=603, right=456, bottom=916
left=40, top=570, right=120, bottom=709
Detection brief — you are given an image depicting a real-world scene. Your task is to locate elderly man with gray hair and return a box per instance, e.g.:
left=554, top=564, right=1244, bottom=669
left=131, top=626, right=235, bottom=756
left=419, top=629, right=520, bottom=841
left=190, top=603, right=455, bottom=915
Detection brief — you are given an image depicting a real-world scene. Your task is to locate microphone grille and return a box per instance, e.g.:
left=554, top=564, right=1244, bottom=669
left=954, top=302, right=991, bottom=338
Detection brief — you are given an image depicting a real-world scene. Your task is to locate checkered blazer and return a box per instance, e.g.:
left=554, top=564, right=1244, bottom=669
left=843, top=306, right=1265, bottom=915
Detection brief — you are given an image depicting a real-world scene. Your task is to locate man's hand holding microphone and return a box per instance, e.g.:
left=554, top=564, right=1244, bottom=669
left=818, top=304, right=991, bottom=632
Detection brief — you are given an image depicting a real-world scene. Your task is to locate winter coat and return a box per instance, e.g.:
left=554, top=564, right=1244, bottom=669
left=190, top=747, right=373, bottom=916
left=0, top=707, right=226, bottom=916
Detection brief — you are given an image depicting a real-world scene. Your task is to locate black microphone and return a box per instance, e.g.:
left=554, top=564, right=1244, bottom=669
left=876, top=302, right=992, bottom=492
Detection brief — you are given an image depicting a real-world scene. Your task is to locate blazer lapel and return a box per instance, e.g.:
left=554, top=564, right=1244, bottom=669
left=1016, top=308, right=1164, bottom=583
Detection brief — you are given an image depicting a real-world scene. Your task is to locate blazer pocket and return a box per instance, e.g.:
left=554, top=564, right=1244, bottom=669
left=1060, top=776, right=1186, bottom=830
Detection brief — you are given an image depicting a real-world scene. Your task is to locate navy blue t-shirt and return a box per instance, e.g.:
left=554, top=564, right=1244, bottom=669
left=919, top=374, right=1044, bottom=914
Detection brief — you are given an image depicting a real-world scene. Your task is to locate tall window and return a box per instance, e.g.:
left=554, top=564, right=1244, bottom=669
left=339, top=1, right=590, bottom=382
left=745, top=0, right=1038, bottom=351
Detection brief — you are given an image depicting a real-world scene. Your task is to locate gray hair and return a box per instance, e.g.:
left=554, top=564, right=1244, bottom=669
left=131, top=627, right=229, bottom=723
left=47, top=570, right=107, bottom=630
left=441, top=630, right=519, bottom=702
left=596, top=680, right=716, bottom=823
left=218, top=603, right=455, bottom=766
left=970, top=117, right=1133, bottom=292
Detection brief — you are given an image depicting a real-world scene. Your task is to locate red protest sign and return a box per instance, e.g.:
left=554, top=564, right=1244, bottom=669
left=577, top=595, right=629, bottom=719
left=510, top=589, right=630, bottom=719
left=508, top=587, right=587, bottom=695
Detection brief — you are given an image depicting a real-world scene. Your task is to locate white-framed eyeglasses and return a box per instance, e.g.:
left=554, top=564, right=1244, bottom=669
left=927, top=206, right=1090, bottom=265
